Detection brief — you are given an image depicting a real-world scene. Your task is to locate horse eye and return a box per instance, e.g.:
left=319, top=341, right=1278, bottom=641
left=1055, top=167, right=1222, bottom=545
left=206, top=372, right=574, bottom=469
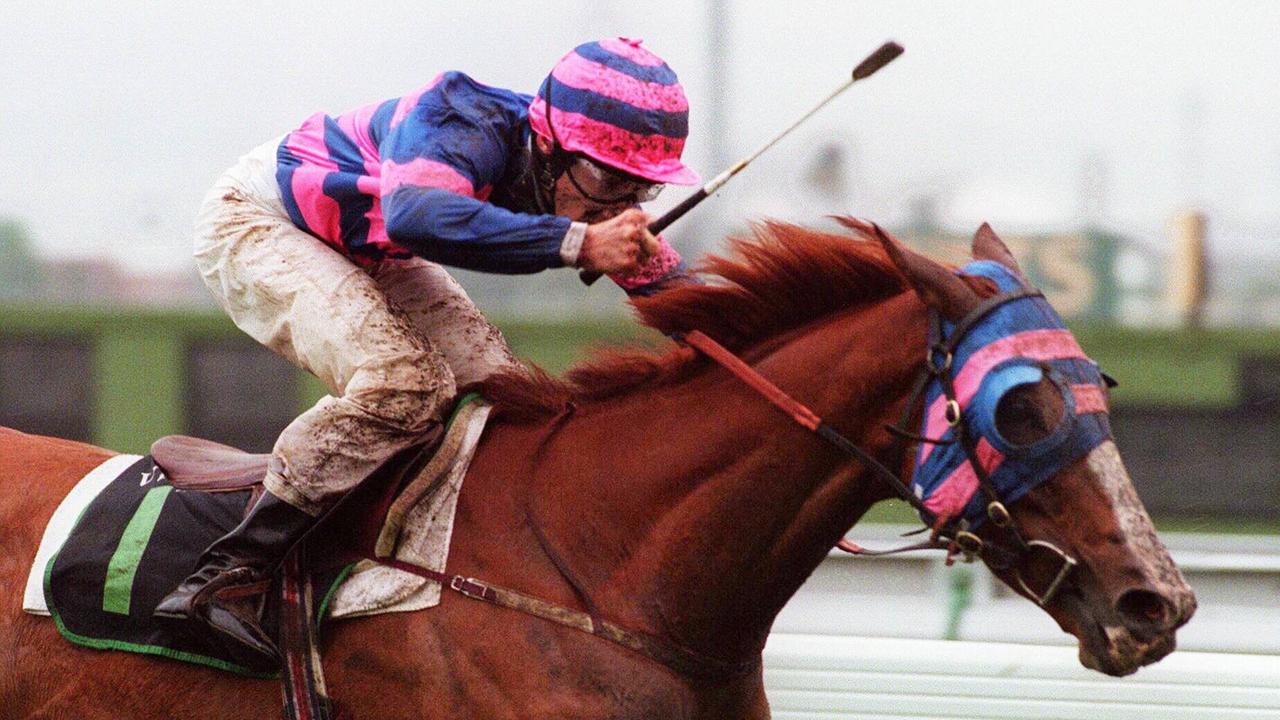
left=994, top=378, right=1065, bottom=446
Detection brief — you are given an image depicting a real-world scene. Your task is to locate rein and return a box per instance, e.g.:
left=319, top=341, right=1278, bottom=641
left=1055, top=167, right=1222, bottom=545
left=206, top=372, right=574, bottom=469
left=670, top=329, right=931, bottom=521
left=374, top=558, right=757, bottom=681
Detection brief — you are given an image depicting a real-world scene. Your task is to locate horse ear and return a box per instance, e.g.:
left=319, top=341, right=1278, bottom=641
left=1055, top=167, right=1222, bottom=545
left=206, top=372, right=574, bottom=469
left=840, top=217, right=981, bottom=322
left=972, top=222, right=1026, bottom=280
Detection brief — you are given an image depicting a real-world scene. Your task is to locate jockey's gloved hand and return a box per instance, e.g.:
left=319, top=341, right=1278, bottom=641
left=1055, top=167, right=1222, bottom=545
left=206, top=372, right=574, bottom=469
left=579, top=209, right=660, bottom=274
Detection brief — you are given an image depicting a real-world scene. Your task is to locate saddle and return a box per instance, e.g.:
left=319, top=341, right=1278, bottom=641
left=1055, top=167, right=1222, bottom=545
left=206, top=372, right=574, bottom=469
left=151, top=392, right=489, bottom=568
left=150, top=435, right=272, bottom=492
left=148, top=432, right=432, bottom=571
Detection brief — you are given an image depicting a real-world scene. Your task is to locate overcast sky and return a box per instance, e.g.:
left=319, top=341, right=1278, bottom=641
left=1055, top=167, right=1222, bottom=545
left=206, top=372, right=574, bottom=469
left=2, top=1, right=1277, bottom=271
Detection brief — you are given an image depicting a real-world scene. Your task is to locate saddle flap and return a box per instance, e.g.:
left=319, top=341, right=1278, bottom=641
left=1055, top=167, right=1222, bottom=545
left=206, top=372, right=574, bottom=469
left=150, top=435, right=271, bottom=492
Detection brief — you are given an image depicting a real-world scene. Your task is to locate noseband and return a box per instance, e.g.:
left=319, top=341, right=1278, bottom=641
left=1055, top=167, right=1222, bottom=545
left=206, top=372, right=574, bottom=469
left=675, top=282, right=1090, bottom=607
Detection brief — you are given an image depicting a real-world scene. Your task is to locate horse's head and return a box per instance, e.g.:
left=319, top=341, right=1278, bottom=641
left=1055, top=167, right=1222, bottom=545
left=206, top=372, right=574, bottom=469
left=855, top=219, right=1196, bottom=676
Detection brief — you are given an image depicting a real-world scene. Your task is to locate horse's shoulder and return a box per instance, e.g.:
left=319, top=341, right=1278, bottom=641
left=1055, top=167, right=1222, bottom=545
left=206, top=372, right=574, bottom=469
left=0, top=427, right=117, bottom=510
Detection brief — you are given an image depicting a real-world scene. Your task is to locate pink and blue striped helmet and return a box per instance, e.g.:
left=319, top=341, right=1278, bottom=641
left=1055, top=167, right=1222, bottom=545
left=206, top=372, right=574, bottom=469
left=529, top=38, right=699, bottom=186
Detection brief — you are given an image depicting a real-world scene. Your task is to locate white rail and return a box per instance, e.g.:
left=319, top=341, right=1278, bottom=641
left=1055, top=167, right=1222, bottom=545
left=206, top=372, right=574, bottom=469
left=783, top=527, right=1280, bottom=654
left=763, top=634, right=1280, bottom=719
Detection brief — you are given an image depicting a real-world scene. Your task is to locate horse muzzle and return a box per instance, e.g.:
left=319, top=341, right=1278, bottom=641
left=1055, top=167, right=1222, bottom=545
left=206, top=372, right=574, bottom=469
left=1070, top=577, right=1197, bottom=676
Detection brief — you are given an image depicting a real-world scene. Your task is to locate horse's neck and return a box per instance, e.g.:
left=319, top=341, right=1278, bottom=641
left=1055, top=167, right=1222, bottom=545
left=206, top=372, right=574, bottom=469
left=531, top=293, right=925, bottom=661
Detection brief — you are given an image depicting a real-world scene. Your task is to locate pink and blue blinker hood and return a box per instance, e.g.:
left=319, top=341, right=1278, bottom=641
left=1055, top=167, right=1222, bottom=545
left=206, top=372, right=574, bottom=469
left=910, top=260, right=1114, bottom=529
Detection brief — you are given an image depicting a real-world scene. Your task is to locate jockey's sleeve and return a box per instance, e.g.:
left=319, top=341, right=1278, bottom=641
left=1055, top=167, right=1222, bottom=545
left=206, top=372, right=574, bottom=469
left=379, top=72, right=573, bottom=274
left=384, top=187, right=571, bottom=274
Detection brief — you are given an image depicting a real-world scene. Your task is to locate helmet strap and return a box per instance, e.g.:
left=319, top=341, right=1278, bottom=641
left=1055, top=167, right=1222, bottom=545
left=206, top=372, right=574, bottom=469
left=531, top=77, right=581, bottom=214
left=530, top=137, right=575, bottom=215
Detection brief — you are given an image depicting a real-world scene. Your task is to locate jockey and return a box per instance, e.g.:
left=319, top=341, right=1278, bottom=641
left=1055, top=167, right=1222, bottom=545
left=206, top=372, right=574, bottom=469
left=154, top=38, right=698, bottom=666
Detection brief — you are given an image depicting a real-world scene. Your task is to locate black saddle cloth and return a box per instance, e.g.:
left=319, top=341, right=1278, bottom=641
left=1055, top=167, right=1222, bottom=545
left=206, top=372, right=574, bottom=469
left=44, top=442, right=432, bottom=676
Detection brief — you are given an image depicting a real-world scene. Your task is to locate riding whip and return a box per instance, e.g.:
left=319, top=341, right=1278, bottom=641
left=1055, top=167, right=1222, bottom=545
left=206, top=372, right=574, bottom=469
left=580, top=40, right=904, bottom=285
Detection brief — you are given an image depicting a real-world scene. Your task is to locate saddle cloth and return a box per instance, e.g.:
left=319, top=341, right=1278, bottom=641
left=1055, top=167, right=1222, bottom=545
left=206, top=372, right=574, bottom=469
left=22, top=399, right=490, bottom=673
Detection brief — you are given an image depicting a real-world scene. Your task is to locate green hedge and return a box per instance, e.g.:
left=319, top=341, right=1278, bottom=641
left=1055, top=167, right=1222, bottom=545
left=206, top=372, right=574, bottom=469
left=4, top=304, right=1277, bottom=399
left=1073, top=324, right=1280, bottom=409
left=3, top=303, right=1277, bottom=437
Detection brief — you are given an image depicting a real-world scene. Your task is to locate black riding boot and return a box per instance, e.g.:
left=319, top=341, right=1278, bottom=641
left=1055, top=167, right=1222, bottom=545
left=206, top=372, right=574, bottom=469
left=154, top=489, right=315, bottom=668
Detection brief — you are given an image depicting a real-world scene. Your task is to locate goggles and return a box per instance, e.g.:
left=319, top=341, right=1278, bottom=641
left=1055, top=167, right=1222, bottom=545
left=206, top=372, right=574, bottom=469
left=565, top=155, right=664, bottom=205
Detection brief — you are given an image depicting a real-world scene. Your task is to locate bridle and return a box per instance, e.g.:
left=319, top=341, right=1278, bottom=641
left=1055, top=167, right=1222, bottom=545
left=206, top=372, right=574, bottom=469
left=674, top=284, right=1079, bottom=608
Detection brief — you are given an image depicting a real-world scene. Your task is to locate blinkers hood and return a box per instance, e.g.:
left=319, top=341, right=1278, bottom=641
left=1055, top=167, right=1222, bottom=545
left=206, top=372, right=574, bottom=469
left=910, top=260, right=1114, bottom=529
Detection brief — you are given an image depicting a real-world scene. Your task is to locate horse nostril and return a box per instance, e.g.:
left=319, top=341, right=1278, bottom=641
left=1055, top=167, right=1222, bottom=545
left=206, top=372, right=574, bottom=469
left=1115, top=588, right=1173, bottom=634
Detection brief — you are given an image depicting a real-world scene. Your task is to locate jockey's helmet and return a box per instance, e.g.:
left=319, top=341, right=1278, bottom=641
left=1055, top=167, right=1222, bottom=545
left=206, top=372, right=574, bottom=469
left=530, top=38, right=698, bottom=192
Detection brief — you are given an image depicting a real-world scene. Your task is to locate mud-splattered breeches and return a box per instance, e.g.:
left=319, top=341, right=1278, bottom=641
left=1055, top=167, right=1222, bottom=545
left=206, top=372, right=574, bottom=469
left=191, top=138, right=517, bottom=515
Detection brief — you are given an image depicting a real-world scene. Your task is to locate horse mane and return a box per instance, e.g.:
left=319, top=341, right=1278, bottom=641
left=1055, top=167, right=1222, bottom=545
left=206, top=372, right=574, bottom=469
left=484, top=219, right=913, bottom=420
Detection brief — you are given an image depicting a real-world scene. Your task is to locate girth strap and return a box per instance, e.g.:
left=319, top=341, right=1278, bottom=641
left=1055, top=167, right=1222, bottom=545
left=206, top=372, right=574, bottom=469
left=378, top=558, right=758, bottom=681
left=280, top=549, right=338, bottom=720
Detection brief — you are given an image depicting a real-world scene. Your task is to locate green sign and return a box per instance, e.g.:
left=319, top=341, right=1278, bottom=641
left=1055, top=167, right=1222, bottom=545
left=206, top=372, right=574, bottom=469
left=911, top=230, right=1120, bottom=321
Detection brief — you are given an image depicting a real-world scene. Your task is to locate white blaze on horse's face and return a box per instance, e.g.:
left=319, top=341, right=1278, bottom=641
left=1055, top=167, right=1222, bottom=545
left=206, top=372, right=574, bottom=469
left=1060, top=441, right=1196, bottom=675
left=982, top=440, right=1197, bottom=676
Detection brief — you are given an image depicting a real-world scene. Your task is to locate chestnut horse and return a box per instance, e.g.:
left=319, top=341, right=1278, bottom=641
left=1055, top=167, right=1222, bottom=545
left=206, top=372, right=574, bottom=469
left=1, top=221, right=1194, bottom=719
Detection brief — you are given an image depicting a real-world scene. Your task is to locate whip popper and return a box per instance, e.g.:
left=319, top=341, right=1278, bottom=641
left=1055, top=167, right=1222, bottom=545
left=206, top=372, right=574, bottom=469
left=580, top=40, right=905, bottom=285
